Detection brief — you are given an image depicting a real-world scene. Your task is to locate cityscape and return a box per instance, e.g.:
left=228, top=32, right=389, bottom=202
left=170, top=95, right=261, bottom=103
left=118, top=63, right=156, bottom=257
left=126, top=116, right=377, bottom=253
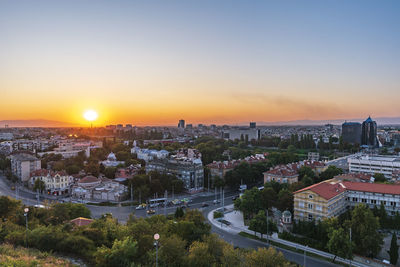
left=1, top=1, right=400, bottom=267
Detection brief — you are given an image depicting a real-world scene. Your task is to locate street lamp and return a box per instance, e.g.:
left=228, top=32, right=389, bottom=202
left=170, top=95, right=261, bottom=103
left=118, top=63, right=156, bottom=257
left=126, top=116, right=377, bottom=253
left=154, top=233, right=160, bottom=267
left=24, top=207, right=29, bottom=247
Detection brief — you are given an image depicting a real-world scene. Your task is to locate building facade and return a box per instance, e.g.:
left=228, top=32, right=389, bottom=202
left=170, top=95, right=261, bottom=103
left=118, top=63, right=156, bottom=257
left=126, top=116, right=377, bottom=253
left=294, top=179, right=400, bottom=221
left=29, top=169, right=73, bottom=195
left=361, top=116, right=378, bottom=147
left=348, top=154, right=400, bottom=180
left=294, top=180, right=347, bottom=221
left=146, top=157, right=204, bottom=191
left=10, top=153, right=41, bottom=182
left=342, top=122, right=361, bottom=145
left=263, top=166, right=299, bottom=184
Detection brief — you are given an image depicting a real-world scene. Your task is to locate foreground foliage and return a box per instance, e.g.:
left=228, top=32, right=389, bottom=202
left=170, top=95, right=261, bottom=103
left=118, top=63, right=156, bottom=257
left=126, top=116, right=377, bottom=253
left=0, top=196, right=294, bottom=267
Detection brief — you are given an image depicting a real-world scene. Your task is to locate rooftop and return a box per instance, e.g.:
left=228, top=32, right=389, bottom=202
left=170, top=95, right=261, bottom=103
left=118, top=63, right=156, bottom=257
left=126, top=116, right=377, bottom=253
left=70, top=217, right=94, bottom=227
left=343, top=181, right=400, bottom=195
left=294, top=181, right=346, bottom=200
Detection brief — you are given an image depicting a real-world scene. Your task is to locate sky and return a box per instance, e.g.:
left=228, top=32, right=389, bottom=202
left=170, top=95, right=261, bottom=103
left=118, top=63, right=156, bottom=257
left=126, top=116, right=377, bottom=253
left=0, top=0, right=399, bottom=126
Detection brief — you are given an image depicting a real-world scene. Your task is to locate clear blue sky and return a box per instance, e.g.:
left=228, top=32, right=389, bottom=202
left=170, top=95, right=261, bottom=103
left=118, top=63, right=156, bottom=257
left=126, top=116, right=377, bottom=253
left=1, top=0, right=399, bottom=125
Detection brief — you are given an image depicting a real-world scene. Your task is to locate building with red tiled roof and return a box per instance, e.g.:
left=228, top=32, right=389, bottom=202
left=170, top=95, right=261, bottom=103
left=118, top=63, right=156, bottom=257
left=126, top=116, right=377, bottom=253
left=293, top=180, right=347, bottom=221
left=294, top=178, right=400, bottom=222
left=263, top=166, right=299, bottom=184
left=70, top=217, right=94, bottom=227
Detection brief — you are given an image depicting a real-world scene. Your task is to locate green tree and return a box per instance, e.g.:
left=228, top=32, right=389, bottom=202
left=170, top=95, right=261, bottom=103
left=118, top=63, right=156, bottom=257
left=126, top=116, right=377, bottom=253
left=373, top=173, right=386, bottom=183
left=388, top=232, right=399, bottom=265
left=175, top=207, right=184, bottom=219
left=248, top=210, right=277, bottom=238
left=104, top=167, right=117, bottom=179
left=320, top=165, right=343, bottom=181
left=260, top=187, right=277, bottom=210
left=159, top=235, right=186, bottom=267
left=66, top=164, right=81, bottom=175
left=234, top=187, right=263, bottom=219
left=33, top=179, right=46, bottom=194
left=298, top=166, right=315, bottom=180
left=95, top=236, right=138, bottom=267
left=327, top=227, right=353, bottom=262
left=244, top=247, right=292, bottom=267
left=349, top=204, right=383, bottom=257
left=276, top=189, right=293, bottom=212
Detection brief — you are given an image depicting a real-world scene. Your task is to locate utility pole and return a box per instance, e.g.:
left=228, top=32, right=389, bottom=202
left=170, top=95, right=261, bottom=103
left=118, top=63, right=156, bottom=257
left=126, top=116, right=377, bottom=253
left=266, top=209, right=269, bottom=244
left=164, top=190, right=167, bottom=217
left=208, top=172, right=210, bottom=193
left=36, top=189, right=40, bottom=206
left=130, top=184, right=133, bottom=205
left=349, top=227, right=352, bottom=267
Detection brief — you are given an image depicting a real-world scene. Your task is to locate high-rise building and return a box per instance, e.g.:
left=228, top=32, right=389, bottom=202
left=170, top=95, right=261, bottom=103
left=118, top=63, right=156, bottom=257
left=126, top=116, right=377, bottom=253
left=249, top=122, right=256, bottom=129
left=361, top=116, right=377, bottom=147
left=178, top=119, right=185, bottom=129
left=342, top=122, right=361, bottom=145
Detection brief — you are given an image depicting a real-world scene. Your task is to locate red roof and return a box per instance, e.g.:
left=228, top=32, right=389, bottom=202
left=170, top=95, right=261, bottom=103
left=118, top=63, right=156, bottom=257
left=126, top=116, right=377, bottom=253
left=295, top=181, right=346, bottom=200
left=264, top=167, right=298, bottom=177
left=70, top=217, right=94, bottom=227
left=79, top=175, right=100, bottom=184
left=342, top=181, right=400, bottom=195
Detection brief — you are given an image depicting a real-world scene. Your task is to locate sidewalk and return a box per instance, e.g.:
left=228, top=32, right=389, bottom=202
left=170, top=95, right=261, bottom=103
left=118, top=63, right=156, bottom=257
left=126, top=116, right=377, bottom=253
left=207, top=205, right=375, bottom=267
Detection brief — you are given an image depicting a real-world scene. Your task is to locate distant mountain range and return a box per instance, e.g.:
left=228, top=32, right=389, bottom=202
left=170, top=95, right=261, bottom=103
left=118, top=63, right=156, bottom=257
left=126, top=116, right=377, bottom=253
left=0, top=119, right=82, bottom=128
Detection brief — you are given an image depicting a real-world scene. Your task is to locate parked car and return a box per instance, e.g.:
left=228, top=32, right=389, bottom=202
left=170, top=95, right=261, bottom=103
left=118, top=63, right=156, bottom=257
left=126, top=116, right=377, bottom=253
left=213, top=200, right=220, bottom=205
left=201, top=202, right=209, bottom=207
left=232, top=195, right=239, bottom=201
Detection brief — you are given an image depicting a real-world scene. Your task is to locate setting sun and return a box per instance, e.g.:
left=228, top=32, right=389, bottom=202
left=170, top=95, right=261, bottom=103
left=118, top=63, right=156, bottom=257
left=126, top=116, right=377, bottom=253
left=83, top=110, right=98, bottom=122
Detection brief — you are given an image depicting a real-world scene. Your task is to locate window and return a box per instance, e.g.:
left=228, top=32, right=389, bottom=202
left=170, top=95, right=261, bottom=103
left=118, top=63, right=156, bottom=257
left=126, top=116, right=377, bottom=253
left=316, top=205, right=322, bottom=211
left=352, top=197, right=358, bottom=202
left=308, top=194, right=313, bottom=199
left=299, top=202, right=304, bottom=208
left=308, top=203, right=313, bottom=210
left=308, top=214, right=313, bottom=221
left=362, top=199, right=367, bottom=203
left=371, top=199, right=377, bottom=204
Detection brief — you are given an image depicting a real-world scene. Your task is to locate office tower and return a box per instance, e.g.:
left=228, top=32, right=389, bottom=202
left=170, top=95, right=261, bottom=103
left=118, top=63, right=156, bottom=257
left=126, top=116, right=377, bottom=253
left=342, top=122, right=361, bottom=144
left=361, top=116, right=377, bottom=147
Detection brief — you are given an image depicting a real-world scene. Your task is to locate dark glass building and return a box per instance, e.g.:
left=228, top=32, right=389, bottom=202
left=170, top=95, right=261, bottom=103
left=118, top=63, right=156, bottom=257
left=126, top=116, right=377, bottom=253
left=342, top=122, right=361, bottom=145
left=361, top=116, right=377, bottom=147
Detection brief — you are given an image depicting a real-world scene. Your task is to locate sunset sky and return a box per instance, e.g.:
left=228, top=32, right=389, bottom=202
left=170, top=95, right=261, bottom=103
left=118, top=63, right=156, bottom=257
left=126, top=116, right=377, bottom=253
left=1, top=0, right=399, bottom=126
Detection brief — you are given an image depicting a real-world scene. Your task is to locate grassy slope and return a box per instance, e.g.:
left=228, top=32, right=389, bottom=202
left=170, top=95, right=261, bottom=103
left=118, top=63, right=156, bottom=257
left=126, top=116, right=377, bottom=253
left=0, top=243, right=77, bottom=267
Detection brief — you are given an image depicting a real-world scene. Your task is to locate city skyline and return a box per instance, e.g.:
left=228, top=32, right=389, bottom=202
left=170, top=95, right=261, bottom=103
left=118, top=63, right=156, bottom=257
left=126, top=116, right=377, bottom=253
left=1, top=0, right=400, bottom=126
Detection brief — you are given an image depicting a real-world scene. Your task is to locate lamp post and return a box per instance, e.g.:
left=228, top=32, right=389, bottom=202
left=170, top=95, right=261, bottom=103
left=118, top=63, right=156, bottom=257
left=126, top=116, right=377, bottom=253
left=154, top=233, right=160, bottom=267
left=24, top=207, right=29, bottom=248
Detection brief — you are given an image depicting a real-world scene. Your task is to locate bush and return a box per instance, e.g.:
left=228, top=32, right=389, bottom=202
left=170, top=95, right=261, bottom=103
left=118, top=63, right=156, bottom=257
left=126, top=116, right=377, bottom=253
left=214, top=211, right=223, bottom=219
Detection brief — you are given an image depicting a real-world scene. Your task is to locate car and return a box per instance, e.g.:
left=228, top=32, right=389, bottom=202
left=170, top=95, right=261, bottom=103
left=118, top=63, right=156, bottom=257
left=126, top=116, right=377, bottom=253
left=201, top=202, right=209, bottom=207
left=136, top=204, right=146, bottom=210
left=146, top=209, right=156, bottom=214
left=232, top=195, right=239, bottom=201
left=213, top=200, right=220, bottom=205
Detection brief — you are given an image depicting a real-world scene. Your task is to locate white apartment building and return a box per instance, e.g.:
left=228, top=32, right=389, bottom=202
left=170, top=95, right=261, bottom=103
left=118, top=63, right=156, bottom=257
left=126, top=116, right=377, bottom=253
left=29, top=169, right=74, bottom=195
left=348, top=154, right=400, bottom=180
left=344, top=181, right=400, bottom=216
left=9, top=153, right=41, bottom=182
